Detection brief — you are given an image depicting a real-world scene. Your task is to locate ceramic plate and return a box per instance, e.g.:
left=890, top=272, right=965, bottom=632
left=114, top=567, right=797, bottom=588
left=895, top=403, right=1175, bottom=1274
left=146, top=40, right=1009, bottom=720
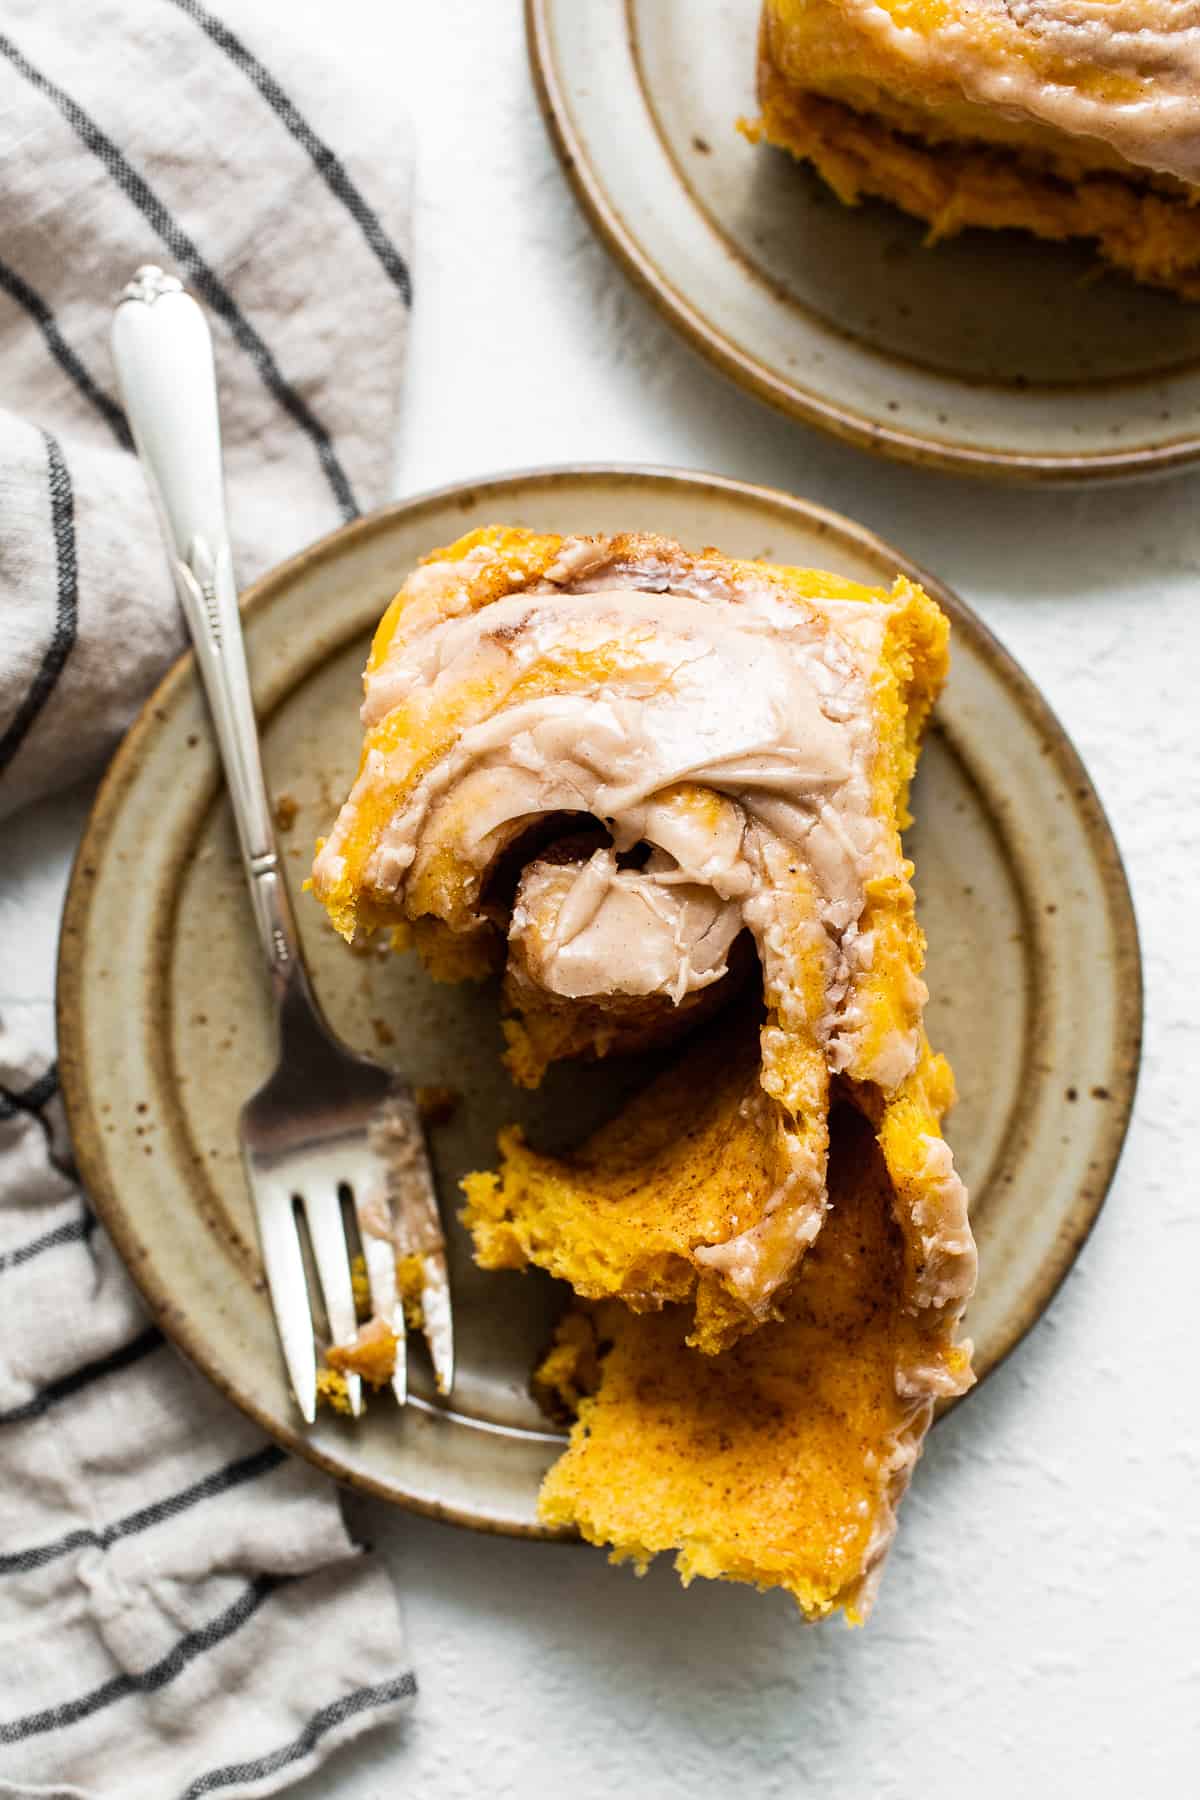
left=58, top=468, right=1141, bottom=1535
left=528, top=0, right=1200, bottom=482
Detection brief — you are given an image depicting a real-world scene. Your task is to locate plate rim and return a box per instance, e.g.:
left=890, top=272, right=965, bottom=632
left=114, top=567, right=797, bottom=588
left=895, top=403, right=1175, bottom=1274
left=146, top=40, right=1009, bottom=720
left=525, top=0, right=1200, bottom=485
left=57, top=463, right=1144, bottom=1532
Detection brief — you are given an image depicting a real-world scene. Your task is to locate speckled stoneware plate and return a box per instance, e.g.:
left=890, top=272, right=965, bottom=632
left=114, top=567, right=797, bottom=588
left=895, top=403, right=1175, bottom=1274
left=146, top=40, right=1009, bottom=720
left=528, top=0, right=1200, bottom=482
left=58, top=468, right=1141, bottom=1536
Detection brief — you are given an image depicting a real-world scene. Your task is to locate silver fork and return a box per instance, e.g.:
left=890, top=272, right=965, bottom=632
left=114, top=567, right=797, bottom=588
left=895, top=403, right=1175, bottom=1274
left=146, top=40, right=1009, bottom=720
left=111, top=265, right=453, bottom=1422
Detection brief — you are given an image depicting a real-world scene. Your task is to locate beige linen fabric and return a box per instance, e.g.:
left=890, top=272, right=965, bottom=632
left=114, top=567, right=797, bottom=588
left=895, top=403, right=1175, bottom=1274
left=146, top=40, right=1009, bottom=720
left=0, top=1, right=416, bottom=1792
left=0, top=0, right=411, bottom=818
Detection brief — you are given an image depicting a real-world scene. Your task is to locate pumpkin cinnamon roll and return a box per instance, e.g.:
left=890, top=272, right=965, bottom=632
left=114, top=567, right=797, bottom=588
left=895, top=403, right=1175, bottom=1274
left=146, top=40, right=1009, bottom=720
left=313, top=524, right=976, bottom=1617
left=752, top=1, right=1200, bottom=298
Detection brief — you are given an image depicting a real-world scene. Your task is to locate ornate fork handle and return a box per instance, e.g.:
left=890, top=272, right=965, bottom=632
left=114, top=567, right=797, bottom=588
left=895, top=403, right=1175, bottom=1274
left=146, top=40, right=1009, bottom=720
left=112, top=267, right=305, bottom=1005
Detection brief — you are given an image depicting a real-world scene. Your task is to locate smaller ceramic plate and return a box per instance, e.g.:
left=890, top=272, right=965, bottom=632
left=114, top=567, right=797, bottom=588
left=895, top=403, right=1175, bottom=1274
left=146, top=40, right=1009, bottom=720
left=59, top=469, right=1141, bottom=1536
left=528, top=0, right=1200, bottom=481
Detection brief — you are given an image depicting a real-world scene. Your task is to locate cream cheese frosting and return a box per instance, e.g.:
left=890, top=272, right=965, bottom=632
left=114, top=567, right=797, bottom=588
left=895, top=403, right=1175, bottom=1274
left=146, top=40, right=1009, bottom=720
left=325, top=580, right=894, bottom=1055
left=509, top=847, right=744, bottom=1004
left=839, top=0, right=1200, bottom=184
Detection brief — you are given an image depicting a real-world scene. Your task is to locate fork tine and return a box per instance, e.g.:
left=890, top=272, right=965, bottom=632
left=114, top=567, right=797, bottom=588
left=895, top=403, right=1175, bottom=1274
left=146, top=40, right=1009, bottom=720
left=358, top=1213, right=408, bottom=1407
left=250, top=1177, right=318, bottom=1425
left=384, top=1099, right=455, bottom=1399
left=420, top=1248, right=454, bottom=1398
left=389, top=1288, right=408, bottom=1407
left=368, top=1091, right=453, bottom=1401
left=304, top=1193, right=363, bottom=1419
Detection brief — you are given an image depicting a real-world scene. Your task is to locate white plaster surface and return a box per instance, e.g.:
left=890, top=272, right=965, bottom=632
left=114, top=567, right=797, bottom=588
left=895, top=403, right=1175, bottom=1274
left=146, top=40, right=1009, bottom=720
left=2, top=3, right=1198, bottom=1794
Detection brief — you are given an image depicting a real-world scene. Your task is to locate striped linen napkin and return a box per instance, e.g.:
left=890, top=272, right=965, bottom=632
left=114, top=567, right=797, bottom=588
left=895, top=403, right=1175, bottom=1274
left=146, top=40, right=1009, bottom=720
left=0, top=1, right=417, bottom=1793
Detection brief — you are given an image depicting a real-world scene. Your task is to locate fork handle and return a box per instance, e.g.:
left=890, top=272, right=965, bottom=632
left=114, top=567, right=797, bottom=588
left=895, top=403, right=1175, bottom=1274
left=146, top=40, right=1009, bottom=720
left=112, top=266, right=304, bottom=1001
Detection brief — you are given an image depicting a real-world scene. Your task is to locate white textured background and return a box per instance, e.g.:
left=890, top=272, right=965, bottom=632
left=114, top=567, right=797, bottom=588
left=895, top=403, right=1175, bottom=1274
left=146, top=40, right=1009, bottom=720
left=3, top=4, right=1198, bottom=1794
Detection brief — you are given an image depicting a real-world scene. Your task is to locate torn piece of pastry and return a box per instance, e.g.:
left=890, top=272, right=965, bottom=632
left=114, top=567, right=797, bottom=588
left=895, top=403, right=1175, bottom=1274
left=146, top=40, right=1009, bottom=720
left=537, top=1070, right=974, bottom=1624
left=313, top=525, right=954, bottom=1352
left=752, top=1, right=1200, bottom=299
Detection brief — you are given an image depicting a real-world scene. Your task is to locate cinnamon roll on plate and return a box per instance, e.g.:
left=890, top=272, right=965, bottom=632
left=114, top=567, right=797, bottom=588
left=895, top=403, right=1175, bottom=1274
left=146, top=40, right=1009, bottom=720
left=753, top=0, right=1200, bottom=298
left=313, top=526, right=975, bottom=1621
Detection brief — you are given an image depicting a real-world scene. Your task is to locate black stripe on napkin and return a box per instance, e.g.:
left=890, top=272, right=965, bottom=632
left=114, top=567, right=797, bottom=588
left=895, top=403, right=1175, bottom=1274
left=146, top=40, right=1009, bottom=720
left=0, top=1063, right=60, bottom=1117
left=0, top=1208, right=94, bottom=1274
left=0, top=1071, right=60, bottom=1122
left=0, top=432, right=78, bottom=775
left=167, top=0, right=412, bottom=306
left=0, top=1572, right=292, bottom=1744
left=178, top=1672, right=417, bottom=1797
left=0, top=31, right=360, bottom=522
left=0, top=1444, right=288, bottom=1576
left=0, top=1325, right=164, bottom=1426
left=0, top=259, right=133, bottom=449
